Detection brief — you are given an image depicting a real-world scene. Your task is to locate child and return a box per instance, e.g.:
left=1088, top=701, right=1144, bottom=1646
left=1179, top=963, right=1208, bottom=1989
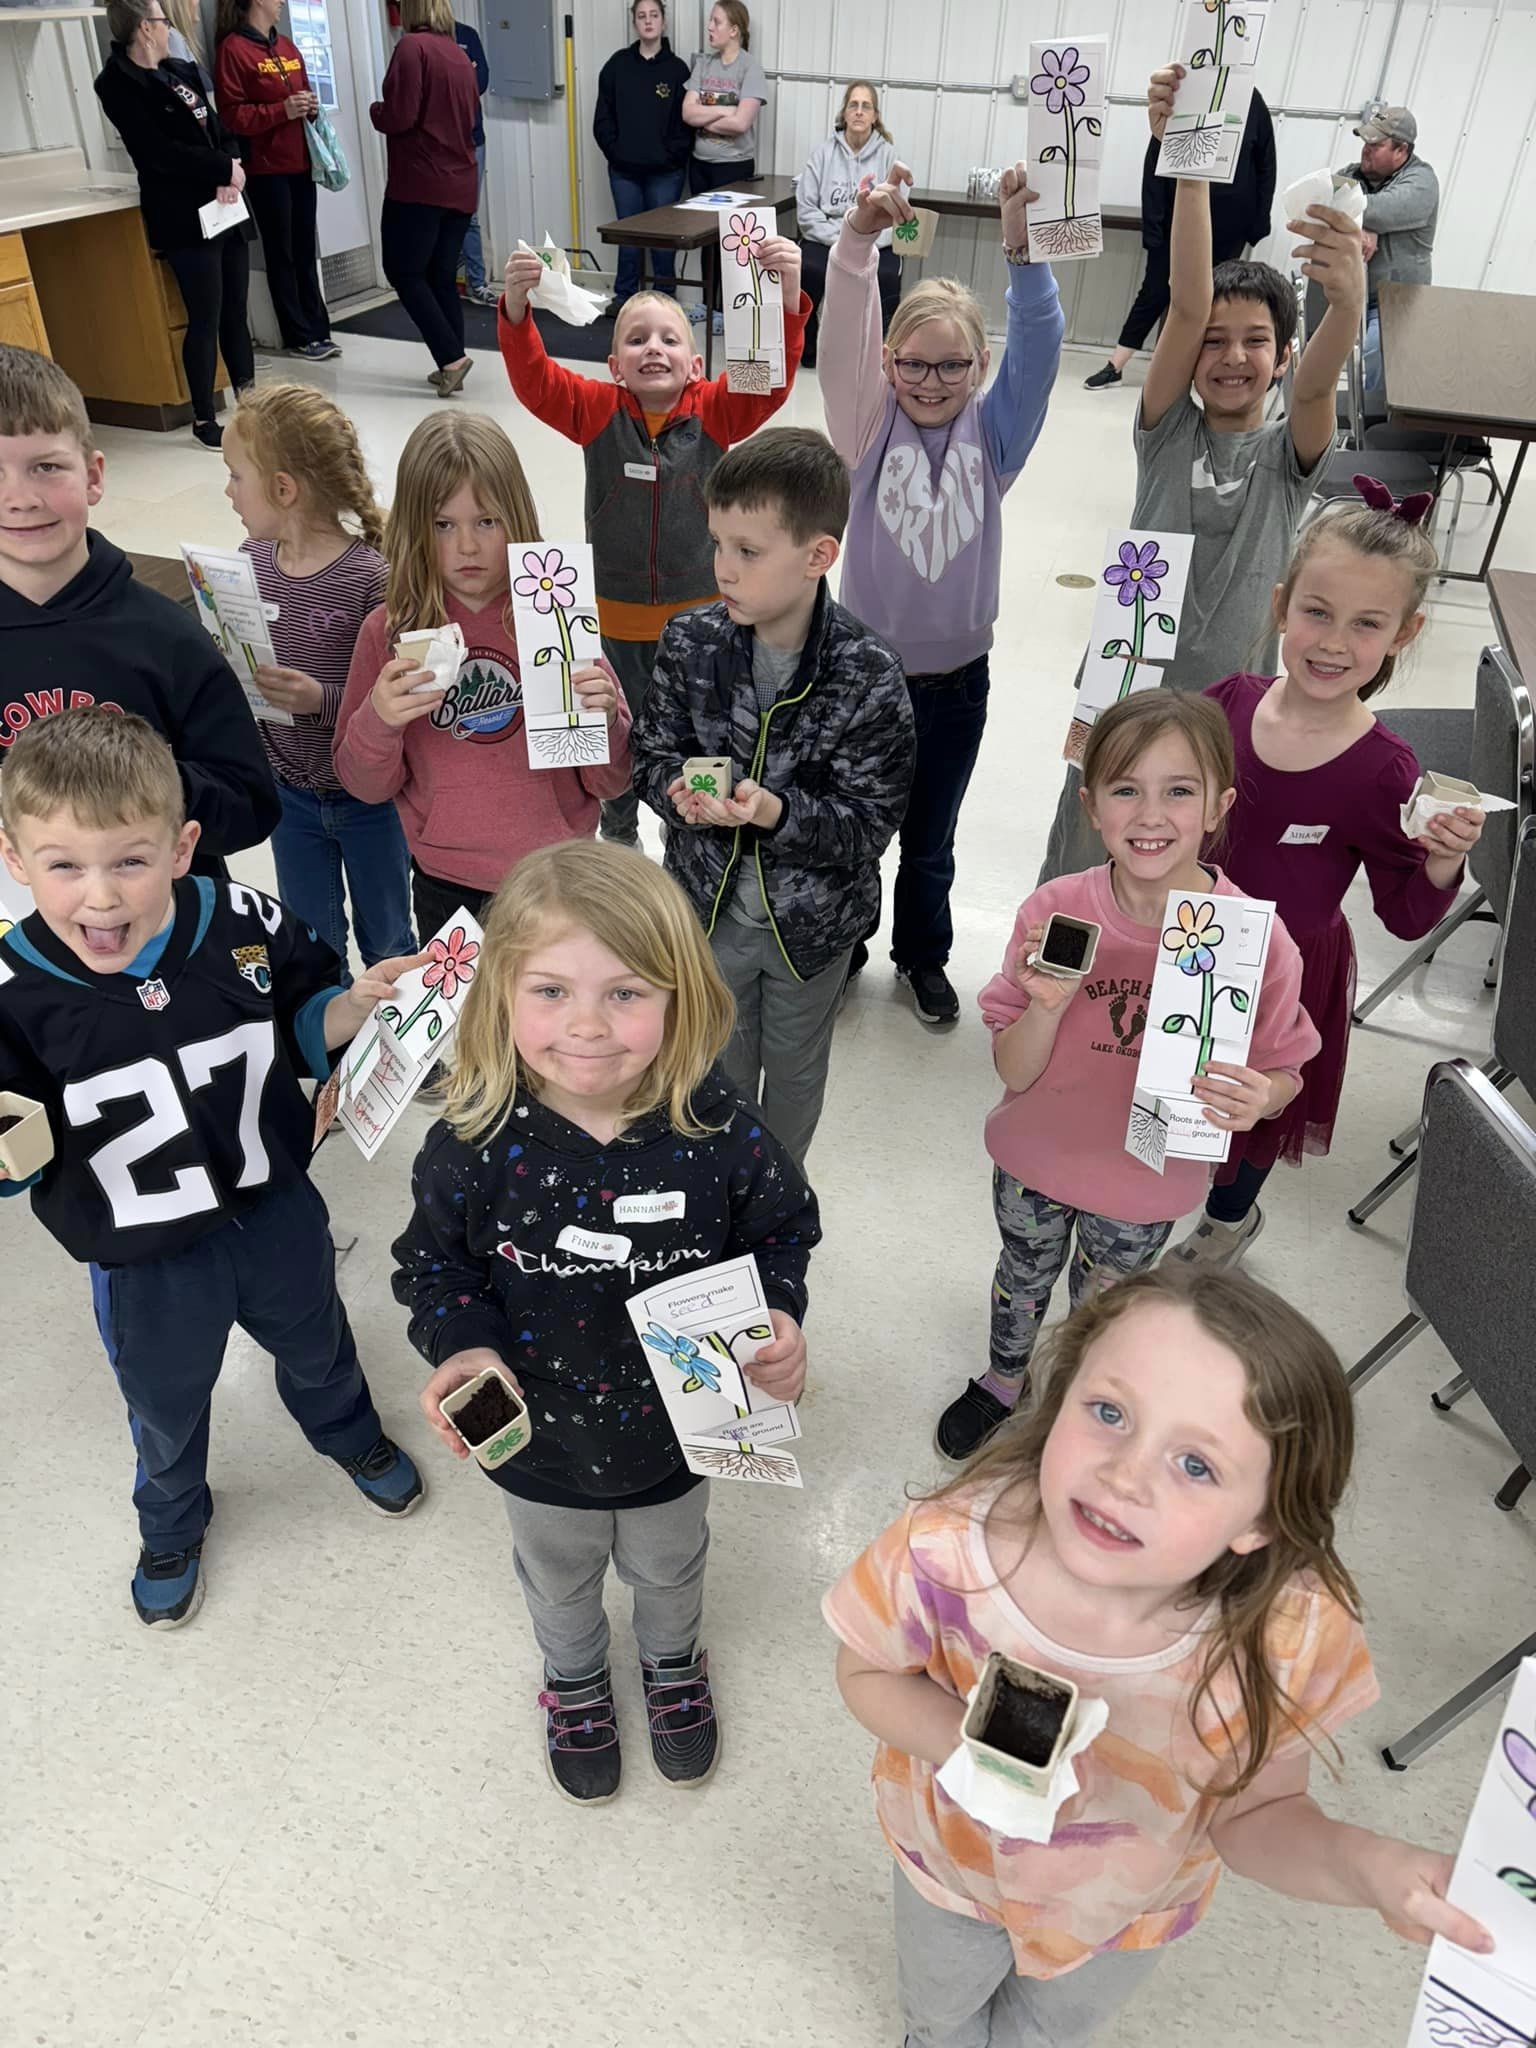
left=498, top=237, right=806, bottom=847
left=1039, top=64, right=1367, bottom=884
left=933, top=693, right=1318, bottom=1464
left=334, top=413, right=632, bottom=941
left=681, top=2, right=767, bottom=198
left=820, top=162, right=1064, bottom=1026
left=1170, top=489, right=1484, bottom=1267
left=0, top=710, right=425, bottom=1630
left=827, top=1266, right=1493, bottom=2047
left=630, top=428, right=914, bottom=1167
left=394, top=839, right=820, bottom=1803
left=0, top=345, right=278, bottom=865
left=223, top=384, right=415, bottom=970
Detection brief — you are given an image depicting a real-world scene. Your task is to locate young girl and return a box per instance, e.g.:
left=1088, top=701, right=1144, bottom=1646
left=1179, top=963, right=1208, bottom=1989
left=334, top=414, right=632, bottom=942
left=827, top=1266, right=1492, bottom=2048
left=1171, top=486, right=1486, bottom=1268
left=933, top=693, right=1319, bottom=1464
left=223, top=385, right=414, bottom=970
left=819, top=161, right=1064, bottom=1024
left=394, top=840, right=821, bottom=1804
left=681, top=3, right=767, bottom=201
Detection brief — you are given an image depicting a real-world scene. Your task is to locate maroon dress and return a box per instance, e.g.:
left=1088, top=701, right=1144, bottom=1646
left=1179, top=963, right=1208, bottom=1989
left=1206, top=674, right=1462, bottom=1171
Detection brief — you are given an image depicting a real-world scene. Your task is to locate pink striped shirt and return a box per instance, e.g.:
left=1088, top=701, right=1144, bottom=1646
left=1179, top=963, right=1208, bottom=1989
left=241, top=537, right=387, bottom=794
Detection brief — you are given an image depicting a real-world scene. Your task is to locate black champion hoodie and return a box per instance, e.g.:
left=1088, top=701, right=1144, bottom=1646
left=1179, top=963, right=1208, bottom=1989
left=393, top=1067, right=821, bottom=1507
left=0, top=532, right=280, bottom=859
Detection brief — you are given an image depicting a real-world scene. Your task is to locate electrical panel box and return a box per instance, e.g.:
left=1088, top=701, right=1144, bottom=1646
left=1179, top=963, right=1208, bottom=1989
left=483, top=0, right=559, bottom=101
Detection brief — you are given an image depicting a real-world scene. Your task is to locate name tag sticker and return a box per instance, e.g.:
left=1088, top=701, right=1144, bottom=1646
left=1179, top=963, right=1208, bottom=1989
left=624, top=462, right=658, bottom=482
left=613, top=1190, right=686, bottom=1224
left=1280, top=824, right=1330, bottom=846
left=556, top=1225, right=633, bottom=1262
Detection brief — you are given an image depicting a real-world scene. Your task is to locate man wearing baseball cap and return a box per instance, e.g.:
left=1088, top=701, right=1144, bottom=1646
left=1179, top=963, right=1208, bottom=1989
left=1339, top=104, right=1439, bottom=401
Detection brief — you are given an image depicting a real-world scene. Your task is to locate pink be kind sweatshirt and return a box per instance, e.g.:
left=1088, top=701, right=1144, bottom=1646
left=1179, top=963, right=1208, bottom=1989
left=978, top=864, right=1320, bottom=1227
left=335, top=588, right=632, bottom=893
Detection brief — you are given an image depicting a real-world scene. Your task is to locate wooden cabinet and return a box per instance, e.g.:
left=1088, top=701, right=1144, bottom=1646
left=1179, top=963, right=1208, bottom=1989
left=0, top=232, right=49, bottom=353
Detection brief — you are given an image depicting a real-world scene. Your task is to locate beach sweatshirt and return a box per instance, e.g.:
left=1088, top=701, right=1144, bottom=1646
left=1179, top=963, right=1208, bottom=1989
left=392, top=1066, right=821, bottom=1507
left=796, top=132, right=897, bottom=246
left=821, top=221, right=1065, bottom=677
left=978, top=864, right=1319, bottom=1226
left=333, top=588, right=631, bottom=893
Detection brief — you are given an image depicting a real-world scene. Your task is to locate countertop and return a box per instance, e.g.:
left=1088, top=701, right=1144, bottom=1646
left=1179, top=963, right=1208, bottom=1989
left=0, top=150, right=138, bottom=234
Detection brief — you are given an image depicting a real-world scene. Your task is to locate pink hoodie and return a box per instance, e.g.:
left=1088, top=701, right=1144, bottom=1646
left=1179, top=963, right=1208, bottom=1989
left=979, top=864, right=1320, bottom=1225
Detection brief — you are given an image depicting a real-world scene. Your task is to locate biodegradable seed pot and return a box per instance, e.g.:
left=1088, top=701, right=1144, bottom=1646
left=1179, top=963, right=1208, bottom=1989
left=440, top=1367, right=531, bottom=1471
left=683, top=756, right=736, bottom=801
left=962, top=1652, right=1079, bottom=1796
left=1030, top=913, right=1101, bottom=979
left=0, top=1092, right=53, bottom=1181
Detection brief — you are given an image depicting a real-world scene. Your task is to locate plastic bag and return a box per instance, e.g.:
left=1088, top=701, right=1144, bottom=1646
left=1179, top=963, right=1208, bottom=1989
left=305, top=105, right=349, bottom=194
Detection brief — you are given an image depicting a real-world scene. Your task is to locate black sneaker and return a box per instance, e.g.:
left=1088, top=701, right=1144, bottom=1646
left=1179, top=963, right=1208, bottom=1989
left=1084, top=361, right=1123, bottom=389
left=896, top=962, right=960, bottom=1025
left=538, top=1666, right=621, bottom=1803
left=290, top=339, right=342, bottom=361
left=335, top=1434, right=424, bottom=1516
left=640, top=1646, right=719, bottom=1787
left=935, top=1378, right=1019, bottom=1462
left=191, top=419, right=223, bottom=449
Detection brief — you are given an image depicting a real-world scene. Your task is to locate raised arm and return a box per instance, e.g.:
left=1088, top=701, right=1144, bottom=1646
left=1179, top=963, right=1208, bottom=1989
left=979, top=165, right=1065, bottom=485
left=1140, top=69, right=1215, bottom=430
left=819, top=163, right=915, bottom=466
left=1287, top=201, right=1367, bottom=470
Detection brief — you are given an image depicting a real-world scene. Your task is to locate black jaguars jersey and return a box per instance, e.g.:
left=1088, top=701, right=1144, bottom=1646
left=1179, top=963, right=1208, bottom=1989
left=0, top=876, right=345, bottom=1266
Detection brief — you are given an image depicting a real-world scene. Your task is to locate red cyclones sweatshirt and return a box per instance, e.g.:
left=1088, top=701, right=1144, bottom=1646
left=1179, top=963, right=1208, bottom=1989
left=214, top=27, right=311, bottom=176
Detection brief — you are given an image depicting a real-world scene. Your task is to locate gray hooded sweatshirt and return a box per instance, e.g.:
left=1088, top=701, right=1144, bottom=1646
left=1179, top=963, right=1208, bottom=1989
left=796, top=130, right=897, bottom=247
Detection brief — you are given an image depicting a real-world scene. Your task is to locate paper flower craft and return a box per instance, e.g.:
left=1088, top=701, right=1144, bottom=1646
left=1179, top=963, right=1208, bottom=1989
left=1030, top=47, right=1090, bottom=113
left=1105, top=540, right=1170, bottom=606
left=513, top=548, right=580, bottom=612
left=422, top=924, right=480, bottom=1001
left=1163, top=899, right=1224, bottom=975
left=722, top=212, right=767, bottom=267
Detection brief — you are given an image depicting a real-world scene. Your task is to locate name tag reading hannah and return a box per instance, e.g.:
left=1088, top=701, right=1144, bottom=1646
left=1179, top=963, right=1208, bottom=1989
left=1279, top=824, right=1330, bottom=846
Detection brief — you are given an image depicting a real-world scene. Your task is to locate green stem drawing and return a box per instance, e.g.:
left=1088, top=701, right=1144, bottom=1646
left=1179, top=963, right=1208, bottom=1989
left=1102, top=596, right=1175, bottom=699
left=1191, top=4, right=1248, bottom=120
left=533, top=604, right=580, bottom=724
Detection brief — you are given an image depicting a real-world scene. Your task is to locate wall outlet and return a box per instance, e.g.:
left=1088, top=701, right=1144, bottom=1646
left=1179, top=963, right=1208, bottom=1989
left=1011, top=73, right=1032, bottom=100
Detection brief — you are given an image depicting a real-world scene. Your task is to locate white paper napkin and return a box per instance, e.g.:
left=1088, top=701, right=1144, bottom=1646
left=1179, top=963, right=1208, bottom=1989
left=936, top=1691, right=1110, bottom=1842
left=519, top=236, right=611, bottom=327
left=1284, top=169, right=1368, bottom=226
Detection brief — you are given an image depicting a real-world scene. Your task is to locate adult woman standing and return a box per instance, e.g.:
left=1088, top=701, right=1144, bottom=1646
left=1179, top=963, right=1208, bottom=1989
left=215, top=0, right=339, bottom=362
left=682, top=2, right=766, bottom=196
left=796, top=80, right=898, bottom=367
left=95, top=0, right=255, bottom=450
left=593, top=0, right=691, bottom=308
left=370, top=0, right=480, bottom=395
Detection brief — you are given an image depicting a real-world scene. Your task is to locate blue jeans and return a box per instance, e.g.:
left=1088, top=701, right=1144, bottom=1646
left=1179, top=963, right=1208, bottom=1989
left=462, top=142, right=488, bottom=289
left=889, top=655, right=991, bottom=970
left=270, top=781, right=415, bottom=972
left=1364, top=301, right=1383, bottom=400
left=608, top=166, right=687, bottom=298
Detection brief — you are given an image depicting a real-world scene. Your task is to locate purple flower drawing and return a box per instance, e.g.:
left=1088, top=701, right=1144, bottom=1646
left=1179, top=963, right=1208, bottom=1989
left=1100, top=538, right=1179, bottom=701
left=1030, top=47, right=1090, bottom=113
left=1105, top=539, right=1170, bottom=606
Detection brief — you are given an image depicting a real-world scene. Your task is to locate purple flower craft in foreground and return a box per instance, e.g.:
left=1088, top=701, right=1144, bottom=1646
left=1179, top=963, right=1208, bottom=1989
left=1030, top=46, right=1090, bottom=114
left=1104, top=539, right=1170, bottom=607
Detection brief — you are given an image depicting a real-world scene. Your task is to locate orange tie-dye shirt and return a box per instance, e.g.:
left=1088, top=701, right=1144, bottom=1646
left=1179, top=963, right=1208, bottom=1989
left=822, top=1491, right=1379, bottom=1980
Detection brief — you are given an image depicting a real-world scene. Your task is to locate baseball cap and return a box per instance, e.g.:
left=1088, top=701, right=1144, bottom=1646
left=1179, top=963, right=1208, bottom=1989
left=1355, top=105, right=1417, bottom=146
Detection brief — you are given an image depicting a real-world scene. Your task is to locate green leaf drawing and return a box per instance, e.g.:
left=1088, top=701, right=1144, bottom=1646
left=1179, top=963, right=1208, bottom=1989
left=732, top=291, right=751, bottom=309
left=533, top=646, right=553, bottom=665
left=1102, top=637, right=1129, bottom=658
left=1191, top=46, right=1213, bottom=66
left=1155, top=612, right=1177, bottom=633
left=1162, top=1013, right=1192, bottom=1033
left=1228, top=988, right=1250, bottom=1012
left=1039, top=145, right=1064, bottom=163
left=1083, top=117, right=1103, bottom=136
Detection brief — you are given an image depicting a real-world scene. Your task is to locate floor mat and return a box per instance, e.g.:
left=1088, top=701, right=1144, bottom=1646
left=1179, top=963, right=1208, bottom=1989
left=332, top=297, right=617, bottom=364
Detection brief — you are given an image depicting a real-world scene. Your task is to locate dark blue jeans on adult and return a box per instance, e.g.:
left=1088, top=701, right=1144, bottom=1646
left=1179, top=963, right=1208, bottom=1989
left=90, top=1176, right=382, bottom=1551
left=608, top=165, right=687, bottom=298
left=270, top=780, right=415, bottom=973
left=889, top=654, right=991, bottom=971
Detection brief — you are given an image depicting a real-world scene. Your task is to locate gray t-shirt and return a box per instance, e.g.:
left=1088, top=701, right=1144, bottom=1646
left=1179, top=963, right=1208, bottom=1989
left=687, top=47, right=769, bottom=164
left=724, top=637, right=801, bottom=927
left=1130, top=393, right=1319, bottom=689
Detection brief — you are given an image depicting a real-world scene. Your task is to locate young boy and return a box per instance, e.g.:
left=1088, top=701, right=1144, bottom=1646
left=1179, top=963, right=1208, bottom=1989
left=0, top=347, right=279, bottom=866
left=1039, top=63, right=1366, bottom=882
left=497, top=245, right=807, bottom=847
left=631, top=428, right=915, bottom=1166
left=0, top=710, right=424, bottom=1631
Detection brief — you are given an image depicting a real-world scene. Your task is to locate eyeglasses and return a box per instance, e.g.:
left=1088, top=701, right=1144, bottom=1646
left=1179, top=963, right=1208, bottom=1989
left=891, top=356, right=975, bottom=388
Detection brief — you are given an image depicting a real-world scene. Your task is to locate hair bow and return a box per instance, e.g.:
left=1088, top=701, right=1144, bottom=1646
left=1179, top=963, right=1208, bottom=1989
left=1353, top=473, right=1434, bottom=527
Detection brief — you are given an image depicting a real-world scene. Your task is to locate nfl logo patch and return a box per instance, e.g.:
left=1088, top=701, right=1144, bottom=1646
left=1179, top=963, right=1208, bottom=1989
left=137, top=978, right=171, bottom=1011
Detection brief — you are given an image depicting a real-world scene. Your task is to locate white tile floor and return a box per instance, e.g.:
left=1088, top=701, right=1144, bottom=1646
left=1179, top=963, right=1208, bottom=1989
left=4, top=325, right=1533, bottom=2048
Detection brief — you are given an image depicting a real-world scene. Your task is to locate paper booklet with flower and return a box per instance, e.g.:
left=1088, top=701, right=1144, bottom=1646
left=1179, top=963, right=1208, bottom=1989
left=509, top=540, right=609, bottom=771
left=318, top=908, right=484, bottom=1162
left=717, top=207, right=784, bottom=394
left=625, top=1255, right=804, bottom=1488
left=1063, top=527, right=1195, bottom=766
left=1126, top=889, right=1275, bottom=1173
left=1026, top=38, right=1108, bottom=262
left=1156, top=0, right=1271, bottom=186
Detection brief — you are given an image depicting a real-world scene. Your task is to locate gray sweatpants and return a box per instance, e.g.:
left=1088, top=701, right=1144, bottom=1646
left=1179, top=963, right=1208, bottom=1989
left=502, top=1483, right=710, bottom=1679
left=709, top=914, right=851, bottom=1168
left=599, top=635, right=657, bottom=846
left=893, top=1868, right=1159, bottom=2048
left=1036, top=766, right=1107, bottom=888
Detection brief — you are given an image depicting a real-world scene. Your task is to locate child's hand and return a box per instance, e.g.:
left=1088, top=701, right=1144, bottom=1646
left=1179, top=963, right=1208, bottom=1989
left=502, top=250, right=544, bottom=320
left=1289, top=204, right=1367, bottom=311
left=1008, top=926, right=1081, bottom=1013
left=252, top=664, right=325, bottom=716
left=689, top=778, right=783, bottom=830
left=1420, top=804, right=1485, bottom=859
left=757, top=234, right=801, bottom=306
left=371, top=655, right=443, bottom=728
left=744, top=1311, right=806, bottom=1403
left=570, top=663, right=619, bottom=723
left=1148, top=64, right=1184, bottom=140
left=849, top=161, right=914, bottom=238
left=420, top=1349, right=521, bottom=1461
left=1354, top=1835, right=1494, bottom=1955
left=323, top=947, right=431, bottom=1047
left=666, top=773, right=705, bottom=825
left=997, top=164, right=1037, bottom=252
left=1191, top=1061, right=1276, bottom=1132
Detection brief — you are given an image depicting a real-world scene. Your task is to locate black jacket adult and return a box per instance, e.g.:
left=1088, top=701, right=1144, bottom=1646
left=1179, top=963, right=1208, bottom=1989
left=593, top=37, right=691, bottom=174
left=94, top=46, right=247, bottom=254
left=0, top=533, right=280, bottom=860
left=1140, top=90, right=1276, bottom=252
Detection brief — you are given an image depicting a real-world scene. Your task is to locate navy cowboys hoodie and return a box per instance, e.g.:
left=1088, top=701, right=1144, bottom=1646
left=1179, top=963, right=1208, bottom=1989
left=392, top=1068, right=820, bottom=1507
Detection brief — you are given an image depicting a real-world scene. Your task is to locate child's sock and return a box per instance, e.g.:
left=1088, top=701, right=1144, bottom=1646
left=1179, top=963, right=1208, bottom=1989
left=977, top=1367, right=1028, bottom=1409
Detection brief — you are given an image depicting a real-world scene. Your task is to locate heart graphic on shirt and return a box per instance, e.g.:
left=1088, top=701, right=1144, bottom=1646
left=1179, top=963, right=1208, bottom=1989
left=876, top=439, right=987, bottom=582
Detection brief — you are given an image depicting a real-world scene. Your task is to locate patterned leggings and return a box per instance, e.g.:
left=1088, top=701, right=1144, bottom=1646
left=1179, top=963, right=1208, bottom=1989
left=988, top=1170, right=1174, bottom=1381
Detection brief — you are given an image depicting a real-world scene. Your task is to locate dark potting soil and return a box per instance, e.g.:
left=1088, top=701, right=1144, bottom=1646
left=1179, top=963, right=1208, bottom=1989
left=980, top=1673, right=1070, bottom=1765
left=451, top=1377, right=520, bottom=1443
left=1044, top=922, right=1092, bottom=970
left=0, top=1114, right=19, bottom=1135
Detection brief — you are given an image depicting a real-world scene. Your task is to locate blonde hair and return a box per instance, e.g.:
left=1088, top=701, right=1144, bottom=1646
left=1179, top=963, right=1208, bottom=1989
left=885, top=277, right=986, bottom=361
left=384, top=413, right=541, bottom=639
left=836, top=79, right=892, bottom=144
left=1, top=709, right=183, bottom=837
left=229, top=384, right=384, bottom=549
left=612, top=290, right=694, bottom=351
left=1278, top=501, right=1439, bottom=702
left=163, top=0, right=204, bottom=61
left=710, top=0, right=750, bottom=50
left=399, top=0, right=453, bottom=32
left=0, top=344, right=93, bottom=457
left=928, top=1267, right=1361, bottom=1798
left=446, top=842, right=735, bottom=1144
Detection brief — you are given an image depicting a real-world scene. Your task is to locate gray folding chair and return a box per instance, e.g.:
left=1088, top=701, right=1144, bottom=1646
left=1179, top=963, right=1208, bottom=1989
left=1347, top=1059, right=1536, bottom=1767
left=1353, top=643, right=1534, bottom=1026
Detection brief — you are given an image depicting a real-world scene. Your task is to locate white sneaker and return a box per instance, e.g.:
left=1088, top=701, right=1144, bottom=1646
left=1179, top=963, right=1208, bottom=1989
left=687, top=303, right=708, bottom=325
left=1165, top=1208, right=1265, bottom=1270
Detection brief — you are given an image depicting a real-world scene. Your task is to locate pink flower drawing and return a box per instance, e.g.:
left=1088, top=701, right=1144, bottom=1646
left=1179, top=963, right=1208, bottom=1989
left=513, top=548, right=579, bottom=613
left=422, top=925, right=480, bottom=1001
left=721, top=212, right=766, bottom=268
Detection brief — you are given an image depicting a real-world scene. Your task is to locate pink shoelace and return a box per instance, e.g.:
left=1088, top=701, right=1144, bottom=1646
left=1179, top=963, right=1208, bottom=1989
left=537, top=1684, right=619, bottom=1752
